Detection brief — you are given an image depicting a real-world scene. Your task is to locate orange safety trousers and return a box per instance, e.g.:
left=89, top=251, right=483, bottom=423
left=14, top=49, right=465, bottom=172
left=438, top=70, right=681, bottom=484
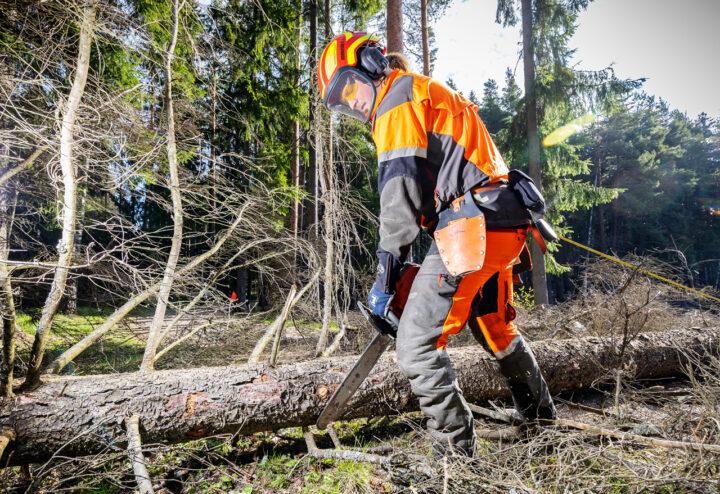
left=435, top=228, right=527, bottom=353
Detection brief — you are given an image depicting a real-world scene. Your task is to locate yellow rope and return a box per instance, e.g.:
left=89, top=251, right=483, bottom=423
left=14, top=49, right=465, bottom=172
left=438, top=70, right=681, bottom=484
left=558, top=236, right=720, bottom=304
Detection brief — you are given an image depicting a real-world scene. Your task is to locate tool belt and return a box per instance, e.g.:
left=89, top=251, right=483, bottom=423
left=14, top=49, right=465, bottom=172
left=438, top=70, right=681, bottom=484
left=433, top=169, right=558, bottom=277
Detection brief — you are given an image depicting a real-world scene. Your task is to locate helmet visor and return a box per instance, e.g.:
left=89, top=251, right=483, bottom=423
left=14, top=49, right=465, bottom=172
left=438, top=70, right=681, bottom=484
left=325, top=69, right=377, bottom=122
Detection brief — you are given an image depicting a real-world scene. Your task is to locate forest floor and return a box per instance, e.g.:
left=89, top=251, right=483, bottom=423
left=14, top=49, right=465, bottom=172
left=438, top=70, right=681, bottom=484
left=3, top=279, right=720, bottom=493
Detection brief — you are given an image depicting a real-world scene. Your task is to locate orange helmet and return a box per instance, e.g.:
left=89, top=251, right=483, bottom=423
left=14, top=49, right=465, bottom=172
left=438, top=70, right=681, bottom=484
left=317, top=32, right=389, bottom=122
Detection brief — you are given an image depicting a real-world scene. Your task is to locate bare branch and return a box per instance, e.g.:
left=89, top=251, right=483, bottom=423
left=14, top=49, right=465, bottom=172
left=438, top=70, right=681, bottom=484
left=125, top=415, right=155, bottom=494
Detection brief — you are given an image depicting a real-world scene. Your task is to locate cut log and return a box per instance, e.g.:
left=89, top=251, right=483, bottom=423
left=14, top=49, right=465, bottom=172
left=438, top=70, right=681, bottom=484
left=1, top=327, right=717, bottom=465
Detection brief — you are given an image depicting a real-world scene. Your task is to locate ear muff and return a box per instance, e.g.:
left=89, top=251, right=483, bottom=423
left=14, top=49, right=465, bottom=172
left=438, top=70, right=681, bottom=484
left=359, top=46, right=389, bottom=80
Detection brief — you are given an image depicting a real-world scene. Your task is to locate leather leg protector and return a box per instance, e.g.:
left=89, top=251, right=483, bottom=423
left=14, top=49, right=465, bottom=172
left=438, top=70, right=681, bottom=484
left=497, top=338, right=556, bottom=421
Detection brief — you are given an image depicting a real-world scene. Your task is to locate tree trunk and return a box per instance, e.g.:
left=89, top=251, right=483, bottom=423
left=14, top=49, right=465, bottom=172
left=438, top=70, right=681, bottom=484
left=520, top=0, right=549, bottom=306
left=0, top=189, right=17, bottom=397
left=65, top=186, right=86, bottom=315
left=306, top=0, right=319, bottom=239
left=420, top=0, right=430, bottom=75
left=386, top=0, right=403, bottom=53
left=24, top=3, right=96, bottom=388
left=2, top=327, right=716, bottom=465
left=291, top=2, right=302, bottom=267
left=316, top=0, right=335, bottom=356
left=142, top=0, right=184, bottom=371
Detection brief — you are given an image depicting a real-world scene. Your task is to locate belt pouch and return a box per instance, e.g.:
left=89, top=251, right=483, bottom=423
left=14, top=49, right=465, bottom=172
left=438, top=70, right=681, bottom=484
left=433, top=191, right=487, bottom=276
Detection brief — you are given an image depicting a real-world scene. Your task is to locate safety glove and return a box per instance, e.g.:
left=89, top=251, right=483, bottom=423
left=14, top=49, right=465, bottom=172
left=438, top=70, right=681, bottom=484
left=367, top=286, right=393, bottom=318
left=367, top=248, right=400, bottom=318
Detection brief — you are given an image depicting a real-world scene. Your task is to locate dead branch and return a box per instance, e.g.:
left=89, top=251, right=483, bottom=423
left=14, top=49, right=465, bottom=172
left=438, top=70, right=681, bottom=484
left=0, top=147, right=46, bottom=188
left=248, top=270, right=319, bottom=364
left=126, top=415, right=155, bottom=494
left=322, top=319, right=347, bottom=357
left=45, top=205, right=259, bottom=375
left=141, top=0, right=183, bottom=372
left=303, top=427, right=389, bottom=464
left=472, top=403, right=720, bottom=454
left=23, top=1, right=97, bottom=389
left=153, top=321, right=214, bottom=363
left=270, top=284, right=298, bottom=366
left=551, top=417, right=720, bottom=454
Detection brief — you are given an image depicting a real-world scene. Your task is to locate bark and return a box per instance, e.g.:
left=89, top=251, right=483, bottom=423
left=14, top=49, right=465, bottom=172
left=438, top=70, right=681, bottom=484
left=520, top=0, right=549, bottom=306
left=24, top=3, right=96, bottom=388
left=386, top=0, right=404, bottom=53
left=1, top=327, right=717, bottom=465
left=142, top=0, right=183, bottom=371
left=0, top=426, right=14, bottom=460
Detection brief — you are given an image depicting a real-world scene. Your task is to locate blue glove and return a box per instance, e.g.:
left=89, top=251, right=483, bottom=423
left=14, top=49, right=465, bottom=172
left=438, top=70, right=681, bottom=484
left=367, top=286, right=392, bottom=317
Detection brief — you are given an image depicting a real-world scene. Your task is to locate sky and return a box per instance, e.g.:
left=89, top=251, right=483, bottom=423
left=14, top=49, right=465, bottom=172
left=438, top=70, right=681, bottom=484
left=432, top=0, right=720, bottom=118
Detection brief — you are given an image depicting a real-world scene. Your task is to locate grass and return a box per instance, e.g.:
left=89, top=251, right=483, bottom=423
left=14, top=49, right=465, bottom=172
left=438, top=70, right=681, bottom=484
left=15, top=306, right=146, bottom=375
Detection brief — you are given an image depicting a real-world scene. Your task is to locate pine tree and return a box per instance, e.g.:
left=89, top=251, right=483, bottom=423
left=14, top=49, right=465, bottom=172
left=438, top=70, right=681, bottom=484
left=495, top=0, right=639, bottom=302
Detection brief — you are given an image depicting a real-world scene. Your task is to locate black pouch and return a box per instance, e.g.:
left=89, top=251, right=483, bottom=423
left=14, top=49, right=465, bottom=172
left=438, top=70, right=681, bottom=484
left=508, top=169, right=546, bottom=214
left=472, top=185, right=531, bottom=228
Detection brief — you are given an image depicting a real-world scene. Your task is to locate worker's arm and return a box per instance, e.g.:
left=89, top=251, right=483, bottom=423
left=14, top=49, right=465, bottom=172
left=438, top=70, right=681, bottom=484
left=370, top=108, right=429, bottom=312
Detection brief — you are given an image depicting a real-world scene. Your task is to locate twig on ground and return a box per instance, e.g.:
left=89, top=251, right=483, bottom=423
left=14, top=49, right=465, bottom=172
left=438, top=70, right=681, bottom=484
left=472, top=402, right=720, bottom=454
left=302, top=427, right=389, bottom=464
left=556, top=397, right=624, bottom=420
left=468, top=403, right=522, bottom=425
left=551, top=417, right=720, bottom=454
left=326, top=423, right=342, bottom=449
left=476, top=427, right=521, bottom=440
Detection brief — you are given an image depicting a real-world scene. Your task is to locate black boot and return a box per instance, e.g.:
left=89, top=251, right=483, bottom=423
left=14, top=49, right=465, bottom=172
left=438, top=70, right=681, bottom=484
left=496, top=339, right=556, bottom=421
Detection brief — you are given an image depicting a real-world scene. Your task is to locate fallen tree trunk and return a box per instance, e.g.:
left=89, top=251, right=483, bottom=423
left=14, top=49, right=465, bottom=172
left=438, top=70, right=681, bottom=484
left=1, top=327, right=717, bottom=465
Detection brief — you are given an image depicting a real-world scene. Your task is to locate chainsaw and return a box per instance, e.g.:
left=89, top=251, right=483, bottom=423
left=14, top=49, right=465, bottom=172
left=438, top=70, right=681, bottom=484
left=316, top=263, right=420, bottom=429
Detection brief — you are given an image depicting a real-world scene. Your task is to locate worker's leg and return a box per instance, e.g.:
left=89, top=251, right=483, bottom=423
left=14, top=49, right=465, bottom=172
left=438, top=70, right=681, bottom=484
left=395, top=245, right=489, bottom=457
left=468, top=259, right=556, bottom=421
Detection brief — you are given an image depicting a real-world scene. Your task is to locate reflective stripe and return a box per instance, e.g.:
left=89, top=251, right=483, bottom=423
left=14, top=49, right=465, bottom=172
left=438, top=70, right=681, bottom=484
left=494, top=334, right=523, bottom=359
left=375, top=75, right=414, bottom=119
left=378, top=146, right=427, bottom=163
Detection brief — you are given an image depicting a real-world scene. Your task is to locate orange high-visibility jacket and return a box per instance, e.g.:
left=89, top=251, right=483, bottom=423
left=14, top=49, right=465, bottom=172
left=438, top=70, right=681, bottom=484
left=371, top=69, right=509, bottom=261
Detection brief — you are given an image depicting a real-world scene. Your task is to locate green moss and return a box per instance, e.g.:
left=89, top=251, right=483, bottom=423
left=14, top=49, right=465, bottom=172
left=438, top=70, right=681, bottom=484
left=257, top=454, right=299, bottom=490
left=301, top=458, right=375, bottom=494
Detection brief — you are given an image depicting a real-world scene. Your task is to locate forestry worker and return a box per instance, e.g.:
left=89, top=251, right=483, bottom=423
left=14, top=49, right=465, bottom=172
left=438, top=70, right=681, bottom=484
left=317, top=32, right=556, bottom=457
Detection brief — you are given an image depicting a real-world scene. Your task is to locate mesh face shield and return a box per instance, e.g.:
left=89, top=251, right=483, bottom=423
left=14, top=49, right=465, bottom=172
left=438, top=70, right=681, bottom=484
left=324, top=68, right=377, bottom=122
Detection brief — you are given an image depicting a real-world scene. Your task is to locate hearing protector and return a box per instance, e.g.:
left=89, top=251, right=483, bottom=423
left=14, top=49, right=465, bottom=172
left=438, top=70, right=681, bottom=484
left=359, top=46, right=389, bottom=80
